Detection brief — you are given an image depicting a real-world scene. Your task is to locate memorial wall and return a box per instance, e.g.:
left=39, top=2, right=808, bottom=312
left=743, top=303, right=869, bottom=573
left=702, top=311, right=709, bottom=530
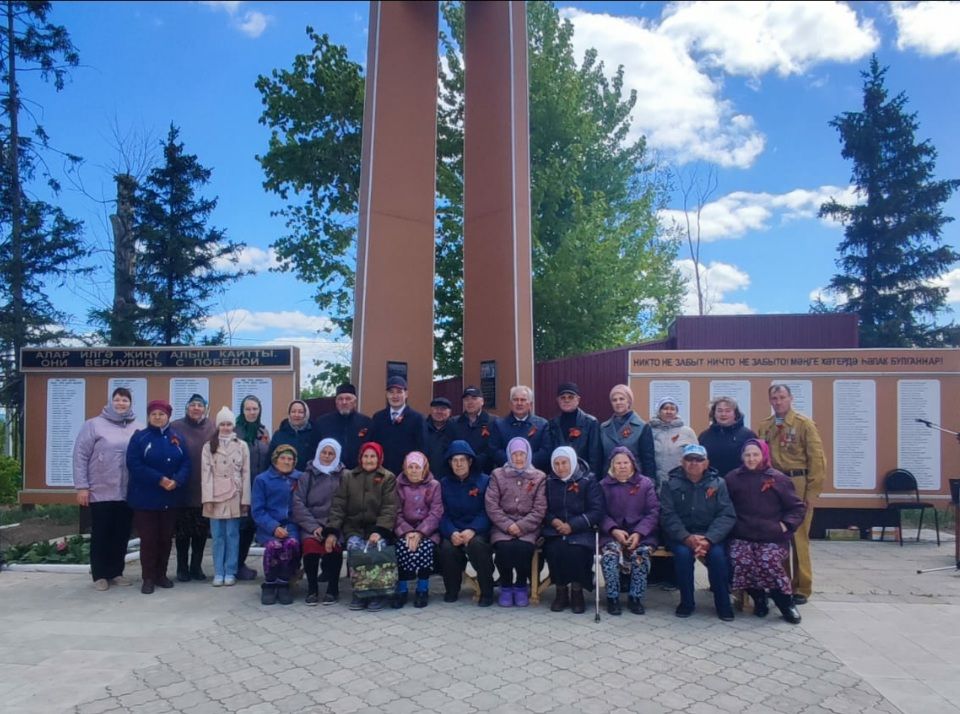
left=628, top=348, right=959, bottom=509
left=19, top=347, right=300, bottom=504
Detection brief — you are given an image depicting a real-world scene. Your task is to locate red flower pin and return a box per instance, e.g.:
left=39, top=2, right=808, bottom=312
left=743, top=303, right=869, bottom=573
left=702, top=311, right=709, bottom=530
left=568, top=427, right=582, bottom=439
left=671, top=434, right=679, bottom=443
left=567, top=482, right=580, bottom=494
left=621, top=427, right=632, bottom=438
left=468, top=487, right=479, bottom=497
left=170, top=436, right=180, bottom=447
left=629, top=486, right=640, bottom=496
left=761, top=478, right=774, bottom=493
left=373, top=476, right=383, bottom=485
left=525, top=481, right=535, bottom=493
left=527, top=426, right=538, bottom=438
left=706, top=487, right=717, bottom=499
left=481, top=426, right=490, bottom=439
left=358, top=427, right=368, bottom=438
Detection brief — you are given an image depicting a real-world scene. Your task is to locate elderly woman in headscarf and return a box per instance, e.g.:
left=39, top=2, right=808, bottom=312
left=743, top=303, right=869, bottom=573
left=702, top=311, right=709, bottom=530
left=235, top=395, right=272, bottom=580
left=485, top=437, right=547, bottom=608
left=324, top=441, right=398, bottom=612
left=269, top=399, right=320, bottom=471
left=649, top=396, right=698, bottom=490
left=391, top=451, right=444, bottom=609
left=251, top=444, right=302, bottom=606
left=725, top=438, right=806, bottom=625
left=600, top=384, right=656, bottom=481
left=542, top=446, right=604, bottom=614
left=292, top=438, right=346, bottom=606
left=599, top=446, right=659, bottom=615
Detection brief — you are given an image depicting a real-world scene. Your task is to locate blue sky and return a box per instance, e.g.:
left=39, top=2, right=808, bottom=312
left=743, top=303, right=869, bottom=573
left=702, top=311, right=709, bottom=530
left=26, top=1, right=960, bottom=384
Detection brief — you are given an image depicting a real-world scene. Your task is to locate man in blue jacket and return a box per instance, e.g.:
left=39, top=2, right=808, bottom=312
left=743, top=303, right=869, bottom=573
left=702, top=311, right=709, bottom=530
left=369, top=376, right=426, bottom=476
left=545, top=382, right=604, bottom=476
left=488, top=385, right=550, bottom=471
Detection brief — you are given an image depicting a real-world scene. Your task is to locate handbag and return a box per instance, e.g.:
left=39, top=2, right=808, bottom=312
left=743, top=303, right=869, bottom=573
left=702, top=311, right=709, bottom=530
left=348, top=541, right=398, bottom=599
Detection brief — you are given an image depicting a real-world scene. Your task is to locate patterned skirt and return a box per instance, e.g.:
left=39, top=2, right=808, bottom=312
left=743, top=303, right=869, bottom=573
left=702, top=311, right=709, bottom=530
left=729, top=539, right=791, bottom=593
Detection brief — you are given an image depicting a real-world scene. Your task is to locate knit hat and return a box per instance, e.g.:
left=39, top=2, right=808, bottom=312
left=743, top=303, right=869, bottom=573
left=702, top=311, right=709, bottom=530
left=609, top=384, right=634, bottom=408
left=656, top=396, right=679, bottom=412
left=215, top=406, right=235, bottom=426
left=147, top=399, right=172, bottom=417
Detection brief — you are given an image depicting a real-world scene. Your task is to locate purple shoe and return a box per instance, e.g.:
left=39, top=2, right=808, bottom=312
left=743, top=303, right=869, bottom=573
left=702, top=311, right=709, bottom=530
left=514, top=587, right=530, bottom=607
left=236, top=564, right=258, bottom=581
left=498, top=587, right=514, bottom=607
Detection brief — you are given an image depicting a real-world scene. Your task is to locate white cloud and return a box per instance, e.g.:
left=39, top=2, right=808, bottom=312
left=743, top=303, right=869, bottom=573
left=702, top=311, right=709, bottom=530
left=933, top=268, right=960, bottom=303
left=268, top=336, right=351, bottom=385
left=562, top=8, right=766, bottom=167
left=211, top=245, right=280, bottom=272
left=197, top=1, right=270, bottom=38
left=891, top=1, right=960, bottom=57
left=659, top=1, right=879, bottom=77
left=204, top=309, right=335, bottom=334
left=808, top=286, right=848, bottom=308
left=660, top=184, right=858, bottom=241
left=677, top=259, right=755, bottom=314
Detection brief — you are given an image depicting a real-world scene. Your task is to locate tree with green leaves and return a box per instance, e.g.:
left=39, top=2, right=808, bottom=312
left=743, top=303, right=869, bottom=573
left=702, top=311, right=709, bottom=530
left=819, top=56, right=959, bottom=347
left=257, top=1, right=682, bottom=380
left=132, top=125, right=248, bottom=346
left=0, top=0, right=87, bottom=456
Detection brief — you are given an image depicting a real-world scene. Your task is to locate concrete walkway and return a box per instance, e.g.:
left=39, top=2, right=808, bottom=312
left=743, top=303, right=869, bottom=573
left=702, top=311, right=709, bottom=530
left=1, top=536, right=957, bottom=714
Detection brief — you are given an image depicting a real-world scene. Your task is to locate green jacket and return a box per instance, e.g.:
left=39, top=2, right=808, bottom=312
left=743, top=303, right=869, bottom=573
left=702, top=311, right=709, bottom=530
left=325, top=466, right=398, bottom=541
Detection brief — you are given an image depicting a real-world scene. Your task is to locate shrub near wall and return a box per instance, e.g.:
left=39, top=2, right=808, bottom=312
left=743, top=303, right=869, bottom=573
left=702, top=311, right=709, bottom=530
left=0, top=456, right=20, bottom=505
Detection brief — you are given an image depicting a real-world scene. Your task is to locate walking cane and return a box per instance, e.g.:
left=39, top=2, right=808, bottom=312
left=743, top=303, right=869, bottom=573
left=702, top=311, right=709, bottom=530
left=594, top=529, right=601, bottom=623
left=916, top=563, right=960, bottom=574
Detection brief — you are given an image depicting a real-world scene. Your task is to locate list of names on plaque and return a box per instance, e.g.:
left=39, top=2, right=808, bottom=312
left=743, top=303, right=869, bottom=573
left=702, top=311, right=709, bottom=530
left=897, top=380, right=941, bottom=490
left=832, top=380, right=876, bottom=489
left=46, top=378, right=86, bottom=487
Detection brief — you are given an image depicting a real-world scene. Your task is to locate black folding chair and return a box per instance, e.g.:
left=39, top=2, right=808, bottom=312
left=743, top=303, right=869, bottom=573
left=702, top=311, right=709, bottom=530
left=881, top=469, right=940, bottom=547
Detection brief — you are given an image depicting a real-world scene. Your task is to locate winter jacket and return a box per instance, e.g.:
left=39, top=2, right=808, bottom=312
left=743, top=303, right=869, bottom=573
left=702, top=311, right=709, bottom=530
left=485, top=465, right=548, bottom=545
left=171, top=415, right=217, bottom=508
left=724, top=466, right=806, bottom=545
left=599, top=472, right=660, bottom=547
left=314, top=411, right=373, bottom=469
left=251, top=466, right=302, bottom=544
left=369, top=406, right=426, bottom=477
left=489, top=413, right=550, bottom=472
left=450, top=411, right=495, bottom=475
left=268, top=418, right=320, bottom=472
left=440, top=472, right=492, bottom=539
left=423, top=418, right=457, bottom=480
left=546, top=408, right=604, bottom=477
left=659, top=466, right=736, bottom=545
left=325, top=466, right=398, bottom=541
left=395, top=471, right=444, bottom=544
left=125, top=425, right=190, bottom=511
left=649, top=417, right=698, bottom=489
left=542, top=461, right=605, bottom=548
left=292, top=463, right=345, bottom=538
left=697, top=420, right=757, bottom=479
left=200, top=435, right=251, bottom=519
left=600, top=412, right=656, bottom=479
left=73, top=406, right=143, bottom=502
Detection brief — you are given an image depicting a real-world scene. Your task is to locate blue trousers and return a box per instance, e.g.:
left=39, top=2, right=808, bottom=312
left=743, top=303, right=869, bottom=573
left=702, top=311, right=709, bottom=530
left=210, top=518, right=240, bottom=579
left=669, top=541, right=731, bottom=612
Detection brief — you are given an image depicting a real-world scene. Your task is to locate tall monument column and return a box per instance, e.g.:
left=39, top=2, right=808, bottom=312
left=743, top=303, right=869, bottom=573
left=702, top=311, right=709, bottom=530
left=462, top=1, right=535, bottom=413
left=352, top=2, right=439, bottom=414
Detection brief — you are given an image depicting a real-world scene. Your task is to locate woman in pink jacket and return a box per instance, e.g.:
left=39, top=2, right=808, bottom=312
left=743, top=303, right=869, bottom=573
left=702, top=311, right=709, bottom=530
left=392, top=451, right=443, bottom=609
left=485, top=437, right=547, bottom=607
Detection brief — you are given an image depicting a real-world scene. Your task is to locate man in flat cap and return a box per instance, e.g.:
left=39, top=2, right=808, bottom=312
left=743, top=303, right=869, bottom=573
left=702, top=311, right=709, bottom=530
left=546, top=382, right=603, bottom=476
left=424, top=396, right=456, bottom=477
left=451, top=386, right=494, bottom=474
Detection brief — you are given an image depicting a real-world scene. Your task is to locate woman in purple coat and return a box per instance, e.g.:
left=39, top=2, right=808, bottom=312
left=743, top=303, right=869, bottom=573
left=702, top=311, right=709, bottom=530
left=485, top=437, right=547, bottom=608
left=392, top=451, right=444, bottom=609
left=599, top=446, right=659, bottom=615
left=725, top=438, right=806, bottom=625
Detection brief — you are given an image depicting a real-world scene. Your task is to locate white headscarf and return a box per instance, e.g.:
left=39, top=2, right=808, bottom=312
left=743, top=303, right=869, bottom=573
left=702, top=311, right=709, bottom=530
left=312, top=438, right=342, bottom=474
left=551, top=446, right=579, bottom=482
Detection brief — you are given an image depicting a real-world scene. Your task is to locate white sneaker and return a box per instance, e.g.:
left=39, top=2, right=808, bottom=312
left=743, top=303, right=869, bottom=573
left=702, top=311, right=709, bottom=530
left=111, top=575, right=133, bottom=587
left=212, top=576, right=225, bottom=587
left=224, top=576, right=236, bottom=586
left=93, top=578, right=109, bottom=591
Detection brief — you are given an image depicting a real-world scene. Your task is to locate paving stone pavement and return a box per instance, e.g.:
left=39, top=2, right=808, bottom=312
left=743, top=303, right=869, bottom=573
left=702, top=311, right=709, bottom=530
left=2, top=536, right=958, bottom=714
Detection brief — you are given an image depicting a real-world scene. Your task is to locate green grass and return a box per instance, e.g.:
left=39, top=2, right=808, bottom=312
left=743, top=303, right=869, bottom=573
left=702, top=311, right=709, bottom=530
left=0, top=504, right=80, bottom=526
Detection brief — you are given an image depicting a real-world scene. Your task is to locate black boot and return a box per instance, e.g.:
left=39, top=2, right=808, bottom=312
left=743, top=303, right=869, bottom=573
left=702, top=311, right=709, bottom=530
left=189, top=536, right=207, bottom=581
left=276, top=582, right=293, bottom=605
left=570, top=584, right=586, bottom=614
left=748, top=589, right=769, bottom=618
left=175, top=537, right=191, bottom=582
left=550, top=585, right=570, bottom=612
left=261, top=583, right=278, bottom=606
left=771, top=590, right=801, bottom=624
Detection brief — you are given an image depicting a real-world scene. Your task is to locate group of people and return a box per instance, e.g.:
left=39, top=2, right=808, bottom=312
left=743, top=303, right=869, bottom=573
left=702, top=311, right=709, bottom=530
left=72, top=377, right=826, bottom=624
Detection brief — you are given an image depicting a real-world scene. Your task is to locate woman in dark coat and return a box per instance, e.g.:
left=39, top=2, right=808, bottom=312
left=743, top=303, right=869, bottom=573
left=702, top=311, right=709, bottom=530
left=542, top=446, right=604, bottom=614
left=235, top=394, right=272, bottom=580
left=725, top=438, right=806, bottom=624
left=269, top=399, right=320, bottom=471
left=697, top=396, right=756, bottom=478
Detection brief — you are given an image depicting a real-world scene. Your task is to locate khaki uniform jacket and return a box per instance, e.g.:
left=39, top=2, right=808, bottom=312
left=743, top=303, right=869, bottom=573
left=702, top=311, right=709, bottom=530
left=758, top=409, right=826, bottom=500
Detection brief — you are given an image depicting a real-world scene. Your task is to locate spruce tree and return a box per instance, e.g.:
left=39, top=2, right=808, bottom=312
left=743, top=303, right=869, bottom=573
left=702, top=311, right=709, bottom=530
left=134, top=125, right=248, bottom=345
left=819, top=56, right=959, bottom=347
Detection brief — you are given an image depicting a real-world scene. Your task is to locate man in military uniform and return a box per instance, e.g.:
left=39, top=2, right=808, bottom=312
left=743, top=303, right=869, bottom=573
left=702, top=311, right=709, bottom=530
left=759, top=383, right=826, bottom=604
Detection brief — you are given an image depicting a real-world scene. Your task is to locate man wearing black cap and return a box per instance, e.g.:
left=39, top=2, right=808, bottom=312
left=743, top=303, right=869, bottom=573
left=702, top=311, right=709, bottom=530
left=314, top=384, right=373, bottom=470
left=546, top=383, right=603, bottom=476
left=370, top=376, right=425, bottom=476
left=424, top=397, right=456, bottom=477
left=451, top=386, right=494, bottom=474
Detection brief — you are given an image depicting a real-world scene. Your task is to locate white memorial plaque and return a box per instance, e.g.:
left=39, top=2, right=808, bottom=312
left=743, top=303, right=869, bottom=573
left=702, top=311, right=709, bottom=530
left=649, top=380, right=691, bottom=423
left=709, top=380, right=752, bottom=429
left=232, top=378, right=274, bottom=434
left=108, top=377, right=148, bottom=425
left=833, top=380, right=876, bottom=490
left=769, top=379, right=813, bottom=418
left=897, top=380, right=941, bottom=490
left=46, top=378, right=86, bottom=487
left=169, top=378, right=209, bottom=416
